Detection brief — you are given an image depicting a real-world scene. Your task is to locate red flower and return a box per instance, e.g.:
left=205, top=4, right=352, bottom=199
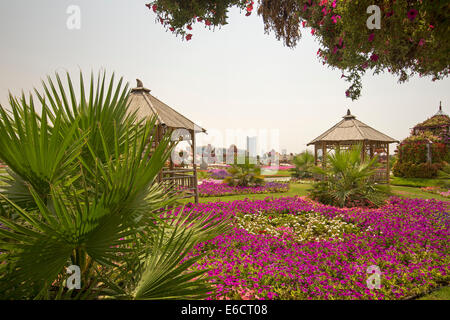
left=205, top=20, right=211, bottom=26
left=187, top=25, right=192, bottom=30
left=370, top=53, right=379, bottom=62
left=169, top=27, right=175, bottom=32
left=186, top=34, right=192, bottom=41
left=152, top=4, right=157, bottom=13
left=368, top=33, right=375, bottom=42
left=197, top=17, right=203, bottom=22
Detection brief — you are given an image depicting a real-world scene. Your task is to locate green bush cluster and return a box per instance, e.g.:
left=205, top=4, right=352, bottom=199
left=393, top=162, right=443, bottom=179
left=393, top=131, right=449, bottom=178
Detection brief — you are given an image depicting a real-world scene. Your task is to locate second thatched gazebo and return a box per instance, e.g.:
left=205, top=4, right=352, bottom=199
left=307, top=109, right=399, bottom=183
left=127, top=80, right=206, bottom=203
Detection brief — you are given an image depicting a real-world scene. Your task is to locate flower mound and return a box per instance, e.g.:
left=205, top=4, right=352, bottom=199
left=180, top=197, right=449, bottom=300
left=198, top=180, right=289, bottom=197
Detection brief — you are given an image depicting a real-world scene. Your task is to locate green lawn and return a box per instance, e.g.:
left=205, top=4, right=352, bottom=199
left=418, top=286, right=450, bottom=300
left=390, top=176, right=449, bottom=188
left=186, top=181, right=449, bottom=204
left=390, top=185, right=449, bottom=201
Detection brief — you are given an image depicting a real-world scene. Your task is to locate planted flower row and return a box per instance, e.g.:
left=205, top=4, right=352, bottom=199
left=173, top=197, right=449, bottom=300
left=198, top=180, right=289, bottom=197
left=420, top=186, right=450, bottom=198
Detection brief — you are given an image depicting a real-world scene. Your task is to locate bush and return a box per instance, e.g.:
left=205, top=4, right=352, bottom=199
left=394, top=131, right=450, bottom=178
left=208, top=168, right=230, bottom=180
left=291, top=150, right=315, bottom=179
left=309, top=145, right=389, bottom=208
left=224, top=162, right=264, bottom=187
left=393, top=161, right=442, bottom=178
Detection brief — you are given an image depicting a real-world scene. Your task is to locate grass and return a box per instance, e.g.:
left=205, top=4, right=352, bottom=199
left=184, top=181, right=449, bottom=204
left=418, top=286, right=450, bottom=300
left=261, top=170, right=292, bottom=177
left=390, top=185, right=448, bottom=201
left=390, top=176, right=449, bottom=188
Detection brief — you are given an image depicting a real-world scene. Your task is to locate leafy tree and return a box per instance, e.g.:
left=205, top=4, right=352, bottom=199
left=309, top=145, right=389, bottom=207
left=0, top=72, right=229, bottom=299
left=291, top=150, right=315, bottom=178
left=145, top=0, right=449, bottom=99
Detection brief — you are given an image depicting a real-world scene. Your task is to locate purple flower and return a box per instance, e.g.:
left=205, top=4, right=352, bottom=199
left=407, top=9, right=418, bottom=21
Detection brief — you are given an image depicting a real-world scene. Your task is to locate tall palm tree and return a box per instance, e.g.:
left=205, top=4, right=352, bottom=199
left=0, top=72, right=228, bottom=299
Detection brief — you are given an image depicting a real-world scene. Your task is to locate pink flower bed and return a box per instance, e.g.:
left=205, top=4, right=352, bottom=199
left=198, top=180, right=289, bottom=197
left=420, top=186, right=450, bottom=198
left=171, top=197, right=449, bottom=300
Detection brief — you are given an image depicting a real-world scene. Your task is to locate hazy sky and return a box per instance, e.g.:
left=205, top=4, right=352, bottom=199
left=0, top=1, right=449, bottom=154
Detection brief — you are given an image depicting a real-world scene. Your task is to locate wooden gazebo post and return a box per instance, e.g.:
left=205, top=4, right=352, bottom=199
left=191, top=129, right=199, bottom=203
left=322, top=142, right=327, bottom=168
left=386, top=143, right=390, bottom=183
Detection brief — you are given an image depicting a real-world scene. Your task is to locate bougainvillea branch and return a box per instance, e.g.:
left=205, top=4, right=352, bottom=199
left=146, top=0, right=449, bottom=100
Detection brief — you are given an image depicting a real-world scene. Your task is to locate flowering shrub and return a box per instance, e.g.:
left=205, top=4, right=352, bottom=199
left=393, top=162, right=442, bottom=179
left=146, top=0, right=449, bottom=100
left=208, top=169, right=230, bottom=180
left=198, top=180, right=289, bottom=197
left=394, top=131, right=450, bottom=178
left=173, top=197, right=449, bottom=300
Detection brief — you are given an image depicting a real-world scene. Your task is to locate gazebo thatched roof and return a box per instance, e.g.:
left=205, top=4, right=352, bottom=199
left=307, top=109, right=398, bottom=146
left=127, top=79, right=206, bottom=133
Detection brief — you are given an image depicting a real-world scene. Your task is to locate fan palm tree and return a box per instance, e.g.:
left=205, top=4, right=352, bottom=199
left=224, top=160, right=264, bottom=187
left=309, top=145, right=388, bottom=207
left=291, top=150, right=315, bottom=178
left=0, top=71, right=229, bottom=300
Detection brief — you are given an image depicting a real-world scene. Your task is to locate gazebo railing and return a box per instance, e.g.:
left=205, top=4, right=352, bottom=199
left=160, top=168, right=197, bottom=199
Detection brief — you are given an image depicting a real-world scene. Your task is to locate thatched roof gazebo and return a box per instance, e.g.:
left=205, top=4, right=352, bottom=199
left=307, top=109, right=399, bottom=183
left=127, top=79, right=206, bottom=203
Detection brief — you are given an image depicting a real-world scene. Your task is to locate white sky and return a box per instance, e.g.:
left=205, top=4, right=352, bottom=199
left=0, top=0, right=449, bottom=154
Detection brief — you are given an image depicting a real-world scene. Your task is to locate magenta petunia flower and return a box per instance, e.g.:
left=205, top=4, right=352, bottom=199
left=368, top=33, right=375, bottom=42
left=418, top=38, right=425, bottom=46
left=407, top=9, right=418, bottom=21
left=370, top=53, right=379, bottom=62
